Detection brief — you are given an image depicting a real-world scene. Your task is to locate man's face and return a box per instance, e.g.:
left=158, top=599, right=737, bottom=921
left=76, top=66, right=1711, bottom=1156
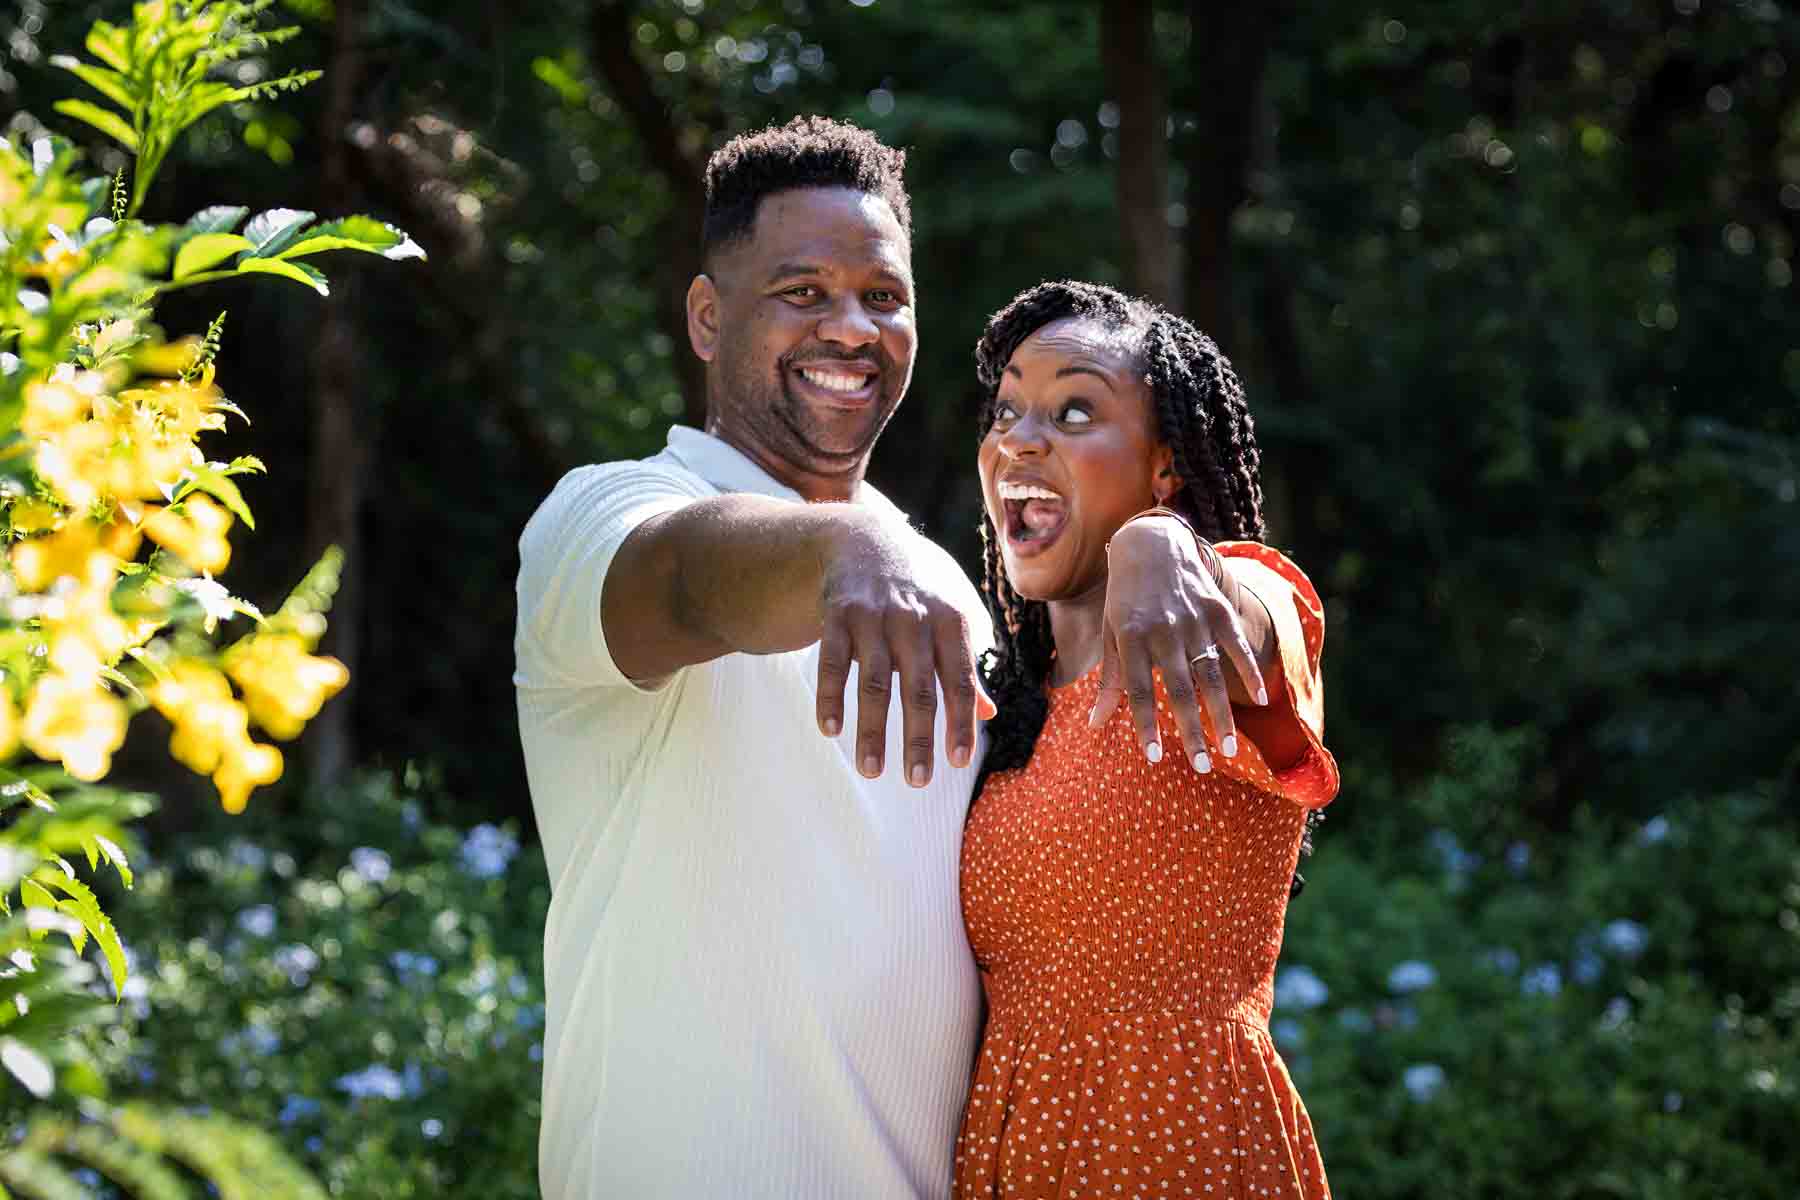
left=697, top=187, right=916, bottom=491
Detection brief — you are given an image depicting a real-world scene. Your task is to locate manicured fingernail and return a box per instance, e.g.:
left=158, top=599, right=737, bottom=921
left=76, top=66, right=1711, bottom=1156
left=1256, top=686, right=1269, bottom=707
left=952, top=744, right=969, bottom=768
left=909, top=763, right=927, bottom=787
left=1193, top=751, right=1211, bottom=774
left=1146, top=742, right=1163, bottom=764
left=823, top=717, right=841, bottom=736
left=862, top=755, right=879, bottom=777
left=1222, top=734, right=1238, bottom=758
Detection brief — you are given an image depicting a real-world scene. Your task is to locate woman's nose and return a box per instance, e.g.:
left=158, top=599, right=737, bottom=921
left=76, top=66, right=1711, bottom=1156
left=997, top=413, right=1049, bottom=458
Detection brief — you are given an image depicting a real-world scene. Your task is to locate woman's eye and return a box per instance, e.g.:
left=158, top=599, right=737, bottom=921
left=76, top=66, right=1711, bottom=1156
left=1060, top=404, right=1093, bottom=425
left=993, top=401, right=1019, bottom=422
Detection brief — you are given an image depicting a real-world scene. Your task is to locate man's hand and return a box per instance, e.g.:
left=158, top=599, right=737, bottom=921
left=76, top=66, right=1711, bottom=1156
left=1087, top=515, right=1271, bottom=773
left=814, top=515, right=996, bottom=787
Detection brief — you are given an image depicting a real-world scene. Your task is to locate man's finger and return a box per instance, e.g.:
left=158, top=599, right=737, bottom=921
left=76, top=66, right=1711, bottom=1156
left=1159, top=640, right=1213, bottom=774
left=934, top=613, right=981, bottom=770
left=1088, top=626, right=1124, bottom=729
left=853, top=637, right=896, bottom=780
left=816, top=615, right=853, bottom=738
left=893, top=621, right=939, bottom=788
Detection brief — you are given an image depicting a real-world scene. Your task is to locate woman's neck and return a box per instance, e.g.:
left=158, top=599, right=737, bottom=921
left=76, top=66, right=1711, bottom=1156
left=1046, top=580, right=1109, bottom=687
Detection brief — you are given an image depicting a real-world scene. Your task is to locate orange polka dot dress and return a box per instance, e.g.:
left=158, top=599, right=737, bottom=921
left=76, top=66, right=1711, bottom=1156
left=954, top=543, right=1340, bottom=1200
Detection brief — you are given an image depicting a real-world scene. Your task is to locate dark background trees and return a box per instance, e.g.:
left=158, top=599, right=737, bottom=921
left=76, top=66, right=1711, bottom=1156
left=3, top=1, right=1796, bottom=1190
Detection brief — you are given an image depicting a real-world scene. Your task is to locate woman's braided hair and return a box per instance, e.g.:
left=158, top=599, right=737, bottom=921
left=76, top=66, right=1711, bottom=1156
left=973, top=280, right=1320, bottom=894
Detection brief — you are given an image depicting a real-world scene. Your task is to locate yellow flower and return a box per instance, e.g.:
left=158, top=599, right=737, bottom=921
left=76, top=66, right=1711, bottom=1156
left=21, top=673, right=128, bottom=782
left=148, top=661, right=245, bottom=775
left=10, top=518, right=139, bottom=591
left=8, top=497, right=62, bottom=533
left=213, top=739, right=282, bottom=815
left=20, top=377, right=94, bottom=438
left=143, top=495, right=233, bottom=574
left=226, top=633, right=349, bottom=741
left=0, top=689, right=19, bottom=760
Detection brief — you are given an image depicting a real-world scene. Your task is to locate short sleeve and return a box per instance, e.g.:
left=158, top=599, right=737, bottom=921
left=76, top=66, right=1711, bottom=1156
left=514, top=461, right=712, bottom=692
left=1216, top=541, right=1340, bottom=809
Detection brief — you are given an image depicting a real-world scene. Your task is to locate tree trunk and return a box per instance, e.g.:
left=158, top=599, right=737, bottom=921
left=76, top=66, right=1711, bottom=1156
left=1181, top=2, right=1274, bottom=342
left=589, top=0, right=709, bottom=426
left=1100, top=0, right=1176, bottom=307
left=305, top=0, right=366, bottom=788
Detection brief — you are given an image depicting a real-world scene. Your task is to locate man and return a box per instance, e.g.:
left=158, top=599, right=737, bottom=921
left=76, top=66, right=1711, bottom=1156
left=516, top=116, right=1257, bottom=1198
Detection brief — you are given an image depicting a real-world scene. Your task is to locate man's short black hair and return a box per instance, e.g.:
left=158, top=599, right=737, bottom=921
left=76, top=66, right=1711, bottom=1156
left=701, top=115, right=911, bottom=262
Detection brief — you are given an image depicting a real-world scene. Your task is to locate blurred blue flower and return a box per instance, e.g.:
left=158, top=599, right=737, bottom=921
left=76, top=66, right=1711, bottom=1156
left=1272, top=1018, right=1305, bottom=1049
left=1427, top=828, right=1479, bottom=876
left=73, top=1168, right=103, bottom=1191
left=1638, top=815, right=1671, bottom=844
left=1504, top=842, right=1531, bottom=874
left=1403, top=1062, right=1447, bottom=1102
left=390, top=950, right=440, bottom=980
left=1572, top=950, right=1604, bottom=986
left=226, top=839, right=268, bottom=872
left=246, top=1023, right=280, bottom=1056
left=1602, top=919, right=1650, bottom=959
left=350, top=847, right=392, bottom=885
left=529, top=1042, right=543, bottom=1063
left=1663, top=1091, right=1683, bottom=1113
left=278, top=1095, right=321, bottom=1125
left=1273, top=965, right=1329, bottom=1012
left=1480, top=947, right=1520, bottom=975
left=337, top=1064, right=407, bottom=1101
left=422, top=1118, right=444, bottom=1139
left=1522, top=963, right=1563, bottom=996
left=305, top=1135, right=323, bottom=1153
left=1336, top=1007, right=1373, bottom=1034
left=236, top=904, right=277, bottom=939
left=1387, top=960, right=1438, bottom=994
left=1375, top=1002, right=1420, bottom=1031
left=1600, top=997, right=1632, bottom=1030
left=516, top=1004, right=544, bottom=1029
left=460, top=824, right=518, bottom=879
left=273, top=943, right=320, bottom=986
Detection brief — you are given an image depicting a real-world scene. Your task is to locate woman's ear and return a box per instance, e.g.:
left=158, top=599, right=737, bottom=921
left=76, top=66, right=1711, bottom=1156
left=1150, top=444, right=1181, bottom=504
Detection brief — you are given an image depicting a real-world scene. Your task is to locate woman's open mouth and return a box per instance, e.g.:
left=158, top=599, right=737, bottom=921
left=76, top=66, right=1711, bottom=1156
left=998, top=480, right=1068, bottom=556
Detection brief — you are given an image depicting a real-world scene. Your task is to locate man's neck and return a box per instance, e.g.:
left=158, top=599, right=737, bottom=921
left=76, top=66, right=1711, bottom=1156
left=701, top=419, right=869, bottom=504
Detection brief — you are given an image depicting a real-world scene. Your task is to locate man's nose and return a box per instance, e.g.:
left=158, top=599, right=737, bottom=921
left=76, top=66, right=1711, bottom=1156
left=816, top=296, right=880, bottom=348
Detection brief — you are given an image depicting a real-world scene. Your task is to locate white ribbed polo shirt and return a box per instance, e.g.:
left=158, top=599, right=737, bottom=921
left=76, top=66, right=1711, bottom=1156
left=515, top=425, right=988, bottom=1200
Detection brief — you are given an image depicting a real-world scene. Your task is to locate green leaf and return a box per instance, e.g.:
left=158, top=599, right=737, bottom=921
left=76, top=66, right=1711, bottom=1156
left=84, top=21, right=131, bottom=73
left=277, top=215, right=415, bottom=260
left=0, top=769, right=57, bottom=814
left=174, top=468, right=255, bottom=529
left=35, top=872, right=123, bottom=995
left=235, top=256, right=328, bottom=296
left=184, top=206, right=249, bottom=236
left=92, top=835, right=132, bottom=889
left=17, top=879, right=54, bottom=942
left=173, top=233, right=255, bottom=280
left=0, top=1037, right=53, bottom=1099
left=48, top=56, right=136, bottom=112
left=175, top=80, right=240, bottom=129
left=52, top=99, right=138, bottom=152
left=241, top=208, right=317, bottom=258
left=226, top=455, right=267, bottom=475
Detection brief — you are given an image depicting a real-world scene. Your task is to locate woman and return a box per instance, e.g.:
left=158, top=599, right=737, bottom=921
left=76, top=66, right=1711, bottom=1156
left=954, top=281, right=1339, bottom=1200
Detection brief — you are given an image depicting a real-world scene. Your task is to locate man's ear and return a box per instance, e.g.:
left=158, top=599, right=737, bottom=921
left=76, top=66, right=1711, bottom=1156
left=1149, top=444, right=1181, bottom=504
left=686, top=274, right=720, bottom=363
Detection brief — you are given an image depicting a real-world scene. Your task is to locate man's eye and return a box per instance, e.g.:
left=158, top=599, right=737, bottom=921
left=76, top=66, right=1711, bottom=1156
left=784, top=285, right=818, bottom=300
left=869, top=289, right=903, bottom=307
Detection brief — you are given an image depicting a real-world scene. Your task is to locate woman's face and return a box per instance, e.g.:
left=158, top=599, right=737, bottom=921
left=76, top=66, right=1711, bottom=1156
left=978, top=317, right=1172, bottom=603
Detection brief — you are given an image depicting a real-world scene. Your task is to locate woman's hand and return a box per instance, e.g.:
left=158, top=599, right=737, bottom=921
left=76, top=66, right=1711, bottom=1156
left=1088, top=514, right=1270, bottom=772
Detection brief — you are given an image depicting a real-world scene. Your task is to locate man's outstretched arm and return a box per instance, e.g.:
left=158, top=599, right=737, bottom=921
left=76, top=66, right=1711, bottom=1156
left=604, top=495, right=992, bottom=785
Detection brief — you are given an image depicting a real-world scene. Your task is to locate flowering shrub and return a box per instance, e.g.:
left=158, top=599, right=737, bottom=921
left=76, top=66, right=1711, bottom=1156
left=1, top=0, right=419, bottom=1104
left=85, top=771, right=545, bottom=1199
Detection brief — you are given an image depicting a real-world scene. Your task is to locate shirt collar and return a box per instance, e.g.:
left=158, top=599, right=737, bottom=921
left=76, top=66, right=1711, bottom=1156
left=662, top=425, right=910, bottom=526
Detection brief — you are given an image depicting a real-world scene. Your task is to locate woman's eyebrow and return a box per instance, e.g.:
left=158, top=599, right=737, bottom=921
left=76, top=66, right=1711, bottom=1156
left=1054, top=364, right=1116, bottom=390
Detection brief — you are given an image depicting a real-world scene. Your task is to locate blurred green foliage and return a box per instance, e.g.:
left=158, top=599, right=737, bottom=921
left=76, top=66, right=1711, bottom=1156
left=1, top=0, right=1795, bottom=1193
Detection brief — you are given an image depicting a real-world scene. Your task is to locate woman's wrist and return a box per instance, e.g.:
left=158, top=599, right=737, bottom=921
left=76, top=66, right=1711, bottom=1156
left=1107, top=505, right=1202, bottom=555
